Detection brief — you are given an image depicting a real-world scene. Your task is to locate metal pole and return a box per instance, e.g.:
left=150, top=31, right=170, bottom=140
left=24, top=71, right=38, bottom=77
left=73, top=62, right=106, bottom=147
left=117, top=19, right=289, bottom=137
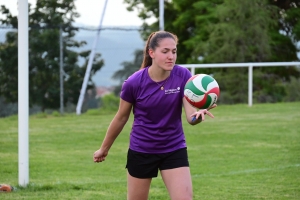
left=59, top=26, right=64, bottom=114
left=159, top=0, right=164, bottom=30
left=191, top=67, right=195, bottom=76
left=76, top=0, right=108, bottom=115
left=248, top=65, right=253, bottom=107
left=18, top=0, right=29, bottom=186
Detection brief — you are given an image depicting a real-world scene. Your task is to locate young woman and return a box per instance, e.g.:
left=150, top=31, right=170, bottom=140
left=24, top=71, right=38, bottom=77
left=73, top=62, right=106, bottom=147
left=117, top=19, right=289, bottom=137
left=93, top=31, right=217, bottom=200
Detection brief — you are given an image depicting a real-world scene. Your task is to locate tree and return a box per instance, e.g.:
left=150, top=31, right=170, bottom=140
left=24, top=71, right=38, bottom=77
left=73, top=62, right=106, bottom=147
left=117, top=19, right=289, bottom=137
left=265, top=0, right=300, bottom=77
left=123, top=0, right=300, bottom=104
left=0, top=0, right=104, bottom=111
left=124, top=0, right=300, bottom=63
left=271, top=0, right=300, bottom=43
left=124, top=0, right=223, bottom=64
left=195, top=0, right=275, bottom=63
left=189, top=0, right=279, bottom=103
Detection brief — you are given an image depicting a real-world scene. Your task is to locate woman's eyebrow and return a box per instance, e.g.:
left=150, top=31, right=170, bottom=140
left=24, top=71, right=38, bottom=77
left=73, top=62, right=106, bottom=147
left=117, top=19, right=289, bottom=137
left=162, top=48, right=177, bottom=51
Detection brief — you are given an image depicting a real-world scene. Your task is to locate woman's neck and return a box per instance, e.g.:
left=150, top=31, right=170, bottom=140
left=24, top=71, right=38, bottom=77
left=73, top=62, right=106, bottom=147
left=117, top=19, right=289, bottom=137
left=148, top=66, right=170, bottom=82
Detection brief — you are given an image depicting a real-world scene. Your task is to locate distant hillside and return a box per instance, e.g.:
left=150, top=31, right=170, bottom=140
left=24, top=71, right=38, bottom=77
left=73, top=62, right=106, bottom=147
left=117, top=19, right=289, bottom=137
left=75, top=27, right=144, bottom=87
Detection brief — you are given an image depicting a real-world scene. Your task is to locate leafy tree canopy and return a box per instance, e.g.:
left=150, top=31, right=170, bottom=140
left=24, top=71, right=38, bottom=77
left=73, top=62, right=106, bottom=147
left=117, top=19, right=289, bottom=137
left=121, top=0, right=300, bottom=104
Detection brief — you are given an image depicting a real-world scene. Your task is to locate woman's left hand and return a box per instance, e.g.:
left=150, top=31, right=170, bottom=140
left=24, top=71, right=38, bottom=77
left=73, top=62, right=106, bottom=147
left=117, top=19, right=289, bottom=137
left=191, top=104, right=217, bottom=122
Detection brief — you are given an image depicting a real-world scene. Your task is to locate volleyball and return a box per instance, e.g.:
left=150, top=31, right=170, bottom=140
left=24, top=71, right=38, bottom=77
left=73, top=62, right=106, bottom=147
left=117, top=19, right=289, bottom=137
left=184, top=74, right=220, bottom=109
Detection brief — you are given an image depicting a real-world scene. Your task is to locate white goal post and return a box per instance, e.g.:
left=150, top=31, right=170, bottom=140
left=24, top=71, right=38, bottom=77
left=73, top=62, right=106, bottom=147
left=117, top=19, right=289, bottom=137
left=18, top=0, right=29, bottom=187
left=181, top=62, right=300, bottom=107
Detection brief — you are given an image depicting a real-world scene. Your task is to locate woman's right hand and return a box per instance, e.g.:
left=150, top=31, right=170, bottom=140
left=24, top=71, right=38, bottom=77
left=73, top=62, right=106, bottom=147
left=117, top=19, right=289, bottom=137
left=93, top=148, right=108, bottom=163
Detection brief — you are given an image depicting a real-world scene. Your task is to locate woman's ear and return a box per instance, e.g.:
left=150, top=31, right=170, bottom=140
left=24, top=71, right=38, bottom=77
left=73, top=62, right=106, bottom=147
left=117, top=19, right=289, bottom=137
left=148, top=48, right=154, bottom=59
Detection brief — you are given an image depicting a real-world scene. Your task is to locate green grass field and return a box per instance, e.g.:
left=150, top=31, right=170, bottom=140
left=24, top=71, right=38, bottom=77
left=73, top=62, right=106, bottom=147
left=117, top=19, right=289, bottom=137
left=0, top=102, right=300, bottom=199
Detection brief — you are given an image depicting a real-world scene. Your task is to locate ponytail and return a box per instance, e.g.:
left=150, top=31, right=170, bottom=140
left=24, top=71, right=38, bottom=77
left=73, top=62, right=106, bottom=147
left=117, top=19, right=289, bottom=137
left=140, top=32, right=156, bottom=69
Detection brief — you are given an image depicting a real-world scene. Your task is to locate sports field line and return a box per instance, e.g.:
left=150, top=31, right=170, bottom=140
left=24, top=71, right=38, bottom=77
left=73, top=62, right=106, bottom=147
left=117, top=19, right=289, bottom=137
left=18, top=164, right=299, bottom=186
left=193, top=163, right=300, bottom=178
left=88, top=163, right=300, bottom=183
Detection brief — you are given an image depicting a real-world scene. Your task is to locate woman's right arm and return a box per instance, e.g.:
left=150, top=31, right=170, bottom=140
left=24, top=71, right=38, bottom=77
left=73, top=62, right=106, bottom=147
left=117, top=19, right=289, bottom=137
left=93, top=99, right=132, bottom=162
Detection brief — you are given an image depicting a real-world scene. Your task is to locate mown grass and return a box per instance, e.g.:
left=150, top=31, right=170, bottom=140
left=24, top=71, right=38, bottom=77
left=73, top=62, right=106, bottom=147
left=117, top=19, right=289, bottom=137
left=0, top=102, right=299, bottom=199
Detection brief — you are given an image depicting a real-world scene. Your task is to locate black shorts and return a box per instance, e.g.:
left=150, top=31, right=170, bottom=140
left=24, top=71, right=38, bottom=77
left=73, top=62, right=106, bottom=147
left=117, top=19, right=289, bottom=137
left=126, top=148, right=189, bottom=179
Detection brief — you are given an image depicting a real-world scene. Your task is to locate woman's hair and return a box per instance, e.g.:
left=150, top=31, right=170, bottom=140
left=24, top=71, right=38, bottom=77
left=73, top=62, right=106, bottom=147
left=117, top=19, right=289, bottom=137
left=140, top=31, right=178, bottom=69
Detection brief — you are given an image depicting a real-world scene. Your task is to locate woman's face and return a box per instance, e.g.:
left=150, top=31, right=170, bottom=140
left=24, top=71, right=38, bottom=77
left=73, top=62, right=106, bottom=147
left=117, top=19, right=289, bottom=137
left=149, top=38, right=177, bottom=71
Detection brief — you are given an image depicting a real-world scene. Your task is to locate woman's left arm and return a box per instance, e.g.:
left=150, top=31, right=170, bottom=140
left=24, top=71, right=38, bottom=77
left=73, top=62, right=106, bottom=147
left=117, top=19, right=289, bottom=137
left=182, top=97, right=217, bottom=125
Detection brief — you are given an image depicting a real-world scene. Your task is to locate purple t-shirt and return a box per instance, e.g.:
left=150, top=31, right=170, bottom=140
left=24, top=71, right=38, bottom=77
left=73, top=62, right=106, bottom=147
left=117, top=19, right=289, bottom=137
left=120, top=65, right=192, bottom=153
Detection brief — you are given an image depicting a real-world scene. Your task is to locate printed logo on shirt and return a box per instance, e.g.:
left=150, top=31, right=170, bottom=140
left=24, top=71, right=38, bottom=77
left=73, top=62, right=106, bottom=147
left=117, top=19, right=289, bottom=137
left=165, top=87, right=180, bottom=95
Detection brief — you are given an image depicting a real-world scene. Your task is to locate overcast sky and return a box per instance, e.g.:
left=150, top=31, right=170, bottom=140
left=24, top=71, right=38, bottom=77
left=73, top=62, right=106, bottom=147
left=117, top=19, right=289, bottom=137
left=0, top=0, right=148, bottom=27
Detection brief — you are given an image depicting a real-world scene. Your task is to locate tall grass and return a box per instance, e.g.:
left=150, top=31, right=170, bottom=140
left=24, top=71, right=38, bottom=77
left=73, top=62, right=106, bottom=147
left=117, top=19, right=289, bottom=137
left=0, top=102, right=299, bottom=199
